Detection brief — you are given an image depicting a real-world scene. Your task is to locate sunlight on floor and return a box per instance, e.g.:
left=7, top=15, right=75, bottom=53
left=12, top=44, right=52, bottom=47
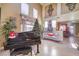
left=51, top=47, right=57, bottom=56
left=69, top=37, right=78, bottom=49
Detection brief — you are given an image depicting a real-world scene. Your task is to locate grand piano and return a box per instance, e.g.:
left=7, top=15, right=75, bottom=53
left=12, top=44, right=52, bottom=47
left=4, top=19, right=41, bottom=55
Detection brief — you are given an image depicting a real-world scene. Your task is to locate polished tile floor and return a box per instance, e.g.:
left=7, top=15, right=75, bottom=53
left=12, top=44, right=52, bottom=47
left=0, top=37, right=79, bottom=56
left=35, top=37, right=79, bottom=56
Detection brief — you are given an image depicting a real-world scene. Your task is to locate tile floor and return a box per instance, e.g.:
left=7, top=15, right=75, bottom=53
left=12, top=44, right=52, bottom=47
left=0, top=37, right=79, bottom=56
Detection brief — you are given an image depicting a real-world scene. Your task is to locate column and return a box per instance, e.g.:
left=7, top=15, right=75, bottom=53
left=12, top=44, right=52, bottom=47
left=57, top=3, right=61, bottom=17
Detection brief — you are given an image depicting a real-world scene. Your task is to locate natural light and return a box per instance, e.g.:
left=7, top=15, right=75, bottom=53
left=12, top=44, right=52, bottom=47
left=33, top=8, right=38, bottom=18
left=52, top=20, right=56, bottom=28
left=21, top=3, right=29, bottom=15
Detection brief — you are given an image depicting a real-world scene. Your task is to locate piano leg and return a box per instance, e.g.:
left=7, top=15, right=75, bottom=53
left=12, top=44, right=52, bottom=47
left=37, top=44, right=39, bottom=53
left=10, top=49, right=13, bottom=56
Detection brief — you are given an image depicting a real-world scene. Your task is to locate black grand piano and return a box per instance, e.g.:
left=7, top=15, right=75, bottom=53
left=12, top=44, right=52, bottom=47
left=4, top=19, right=41, bottom=55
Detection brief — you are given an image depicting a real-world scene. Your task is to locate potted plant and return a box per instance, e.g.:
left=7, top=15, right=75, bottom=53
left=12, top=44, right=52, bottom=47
left=0, top=17, right=16, bottom=42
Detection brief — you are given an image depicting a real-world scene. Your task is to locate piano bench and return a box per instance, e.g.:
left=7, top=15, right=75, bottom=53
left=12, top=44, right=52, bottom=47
left=10, top=47, right=32, bottom=56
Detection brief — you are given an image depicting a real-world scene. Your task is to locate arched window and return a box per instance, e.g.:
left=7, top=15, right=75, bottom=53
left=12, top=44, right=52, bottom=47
left=52, top=20, right=56, bottom=28
left=33, top=8, right=38, bottom=18
left=21, top=3, right=29, bottom=15
left=45, top=21, right=48, bottom=28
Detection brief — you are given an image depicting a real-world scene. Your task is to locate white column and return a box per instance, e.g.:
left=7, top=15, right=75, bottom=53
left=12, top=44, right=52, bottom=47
left=57, top=3, right=61, bottom=16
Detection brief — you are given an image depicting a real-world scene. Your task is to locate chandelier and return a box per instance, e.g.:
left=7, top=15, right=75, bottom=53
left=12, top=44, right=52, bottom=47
left=66, top=3, right=77, bottom=11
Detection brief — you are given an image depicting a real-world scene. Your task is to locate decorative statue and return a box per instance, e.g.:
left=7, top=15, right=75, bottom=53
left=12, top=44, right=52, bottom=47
left=48, top=4, right=54, bottom=16
left=47, top=4, right=53, bottom=32
left=47, top=20, right=53, bottom=32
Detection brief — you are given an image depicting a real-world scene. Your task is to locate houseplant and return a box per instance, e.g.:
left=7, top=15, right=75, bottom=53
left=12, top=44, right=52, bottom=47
left=0, top=17, right=16, bottom=42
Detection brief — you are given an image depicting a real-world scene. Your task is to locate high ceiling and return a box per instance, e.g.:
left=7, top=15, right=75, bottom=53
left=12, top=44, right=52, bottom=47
left=40, top=3, right=50, bottom=6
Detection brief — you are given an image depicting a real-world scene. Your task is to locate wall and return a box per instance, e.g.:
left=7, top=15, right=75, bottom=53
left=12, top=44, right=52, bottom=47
left=0, top=3, right=21, bottom=47
left=42, top=3, right=79, bottom=22
left=1, top=3, right=21, bottom=32
left=28, top=3, right=42, bottom=28
left=75, top=23, right=79, bottom=35
left=61, top=3, right=79, bottom=14
left=26, top=3, right=43, bottom=32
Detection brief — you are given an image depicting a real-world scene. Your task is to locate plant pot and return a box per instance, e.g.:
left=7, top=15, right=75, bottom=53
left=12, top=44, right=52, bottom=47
left=3, top=42, right=7, bottom=50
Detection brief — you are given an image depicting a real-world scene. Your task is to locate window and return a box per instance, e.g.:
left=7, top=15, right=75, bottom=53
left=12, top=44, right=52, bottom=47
left=44, top=21, right=48, bottom=31
left=24, top=25, right=33, bottom=31
left=23, top=21, right=34, bottom=32
left=45, top=21, right=48, bottom=28
left=52, top=20, right=56, bottom=28
left=59, top=25, right=66, bottom=31
left=21, top=19, right=34, bottom=32
left=21, top=4, right=29, bottom=32
left=44, top=20, right=57, bottom=32
left=21, top=3, right=29, bottom=15
left=33, top=8, right=38, bottom=18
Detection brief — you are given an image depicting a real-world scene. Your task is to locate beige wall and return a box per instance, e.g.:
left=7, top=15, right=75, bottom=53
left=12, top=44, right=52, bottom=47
left=75, top=23, right=79, bottom=35
left=0, top=3, right=21, bottom=32
left=27, top=3, right=43, bottom=31
left=28, top=3, right=42, bottom=28
left=0, top=3, right=42, bottom=48
left=0, top=3, right=21, bottom=47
